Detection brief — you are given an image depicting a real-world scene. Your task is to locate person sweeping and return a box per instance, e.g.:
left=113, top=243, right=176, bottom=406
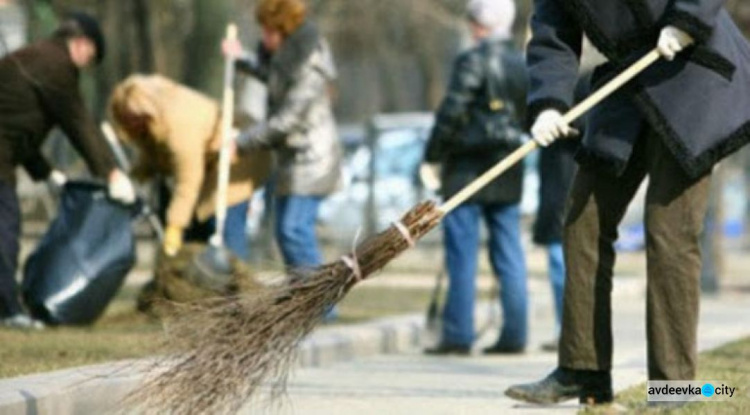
left=505, top=0, right=750, bottom=405
left=129, top=1, right=750, bottom=413
left=223, top=0, right=342, bottom=278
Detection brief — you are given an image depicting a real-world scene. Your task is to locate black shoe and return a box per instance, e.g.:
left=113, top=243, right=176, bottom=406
left=505, top=368, right=580, bottom=404
left=505, top=368, right=613, bottom=405
left=423, top=342, right=471, bottom=356
left=482, top=343, right=525, bottom=355
left=577, top=369, right=614, bottom=405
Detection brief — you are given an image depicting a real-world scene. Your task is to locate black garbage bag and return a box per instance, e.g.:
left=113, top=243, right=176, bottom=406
left=22, top=181, right=138, bottom=325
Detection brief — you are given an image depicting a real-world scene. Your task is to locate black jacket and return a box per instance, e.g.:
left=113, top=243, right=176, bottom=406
left=0, top=38, right=116, bottom=185
left=528, top=0, right=750, bottom=178
left=425, top=39, right=528, bottom=205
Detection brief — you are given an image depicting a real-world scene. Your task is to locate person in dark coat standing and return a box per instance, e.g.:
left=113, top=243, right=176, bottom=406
left=421, top=0, right=529, bottom=355
left=0, top=13, right=136, bottom=329
left=506, top=0, right=750, bottom=405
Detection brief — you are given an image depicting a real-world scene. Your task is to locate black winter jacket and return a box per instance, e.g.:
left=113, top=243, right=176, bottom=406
left=528, top=0, right=750, bottom=178
left=425, top=39, right=528, bottom=205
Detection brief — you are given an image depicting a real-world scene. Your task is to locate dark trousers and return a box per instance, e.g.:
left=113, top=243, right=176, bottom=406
left=559, top=129, right=710, bottom=380
left=0, top=180, right=23, bottom=317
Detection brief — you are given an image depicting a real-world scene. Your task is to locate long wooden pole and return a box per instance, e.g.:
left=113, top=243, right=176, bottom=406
left=210, top=23, right=238, bottom=247
left=438, top=49, right=662, bottom=215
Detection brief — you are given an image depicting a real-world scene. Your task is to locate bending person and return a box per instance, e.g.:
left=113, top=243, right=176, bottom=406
left=109, top=74, right=271, bottom=260
left=0, top=13, right=135, bottom=329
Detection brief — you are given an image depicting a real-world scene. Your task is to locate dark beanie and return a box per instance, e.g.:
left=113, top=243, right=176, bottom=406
left=64, top=12, right=106, bottom=64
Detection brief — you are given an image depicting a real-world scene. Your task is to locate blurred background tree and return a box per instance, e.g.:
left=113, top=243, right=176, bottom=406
left=0, top=0, right=745, bottom=122
left=13, top=0, right=529, bottom=121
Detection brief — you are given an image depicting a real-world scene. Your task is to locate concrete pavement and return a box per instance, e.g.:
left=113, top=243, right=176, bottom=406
left=1, top=278, right=749, bottom=414
left=241, top=291, right=750, bottom=415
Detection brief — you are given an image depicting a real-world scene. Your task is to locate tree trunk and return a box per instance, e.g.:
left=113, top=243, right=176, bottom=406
left=133, top=0, right=154, bottom=72
left=183, top=0, right=231, bottom=98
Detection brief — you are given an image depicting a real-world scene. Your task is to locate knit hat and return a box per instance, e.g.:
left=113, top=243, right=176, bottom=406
left=63, top=12, right=106, bottom=64
left=466, top=0, right=516, bottom=40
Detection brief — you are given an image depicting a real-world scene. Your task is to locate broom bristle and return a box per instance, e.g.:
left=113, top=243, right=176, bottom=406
left=128, top=201, right=442, bottom=414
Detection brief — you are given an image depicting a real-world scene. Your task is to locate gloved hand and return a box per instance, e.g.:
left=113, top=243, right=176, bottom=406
left=235, top=122, right=269, bottom=151
left=47, top=170, right=67, bottom=193
left=419, top=163, right=442, bottom=191
left=162, top=225, right=184, bottom=257
left=222, top=38, right=244, bottom=59
left=531, top=110, right=578, bottom=147
left=657, top=26, right=694, bottom=61
left=108, top=169, right=136, bottom=205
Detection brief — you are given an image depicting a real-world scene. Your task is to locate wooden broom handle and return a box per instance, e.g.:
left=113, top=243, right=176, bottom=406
left=438, top=48, right=662, bottom=215
left=211, top=23, right=238, bottom=247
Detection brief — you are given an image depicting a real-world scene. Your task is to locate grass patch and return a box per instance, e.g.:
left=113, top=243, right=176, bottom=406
left=582, top=337, right=750, bottom=414
left=0, top=286, right=162, bottom=378
left=0, top=283, right=491, bottom=378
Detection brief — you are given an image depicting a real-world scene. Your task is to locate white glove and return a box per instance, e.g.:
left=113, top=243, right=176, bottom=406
left=419, top=163, right=442, bottom=191
left=108, top=169, right=136, bottom=205
left=47, top=170, right=67, bottom=192
left=531, top=110, right=578, bottom=147
left=657, top=26, right=694, bottom=61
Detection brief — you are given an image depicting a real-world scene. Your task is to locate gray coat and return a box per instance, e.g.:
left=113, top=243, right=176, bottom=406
left=237, top=22, right=342, bottom=196
left=528, top=0, right=750, bottom=178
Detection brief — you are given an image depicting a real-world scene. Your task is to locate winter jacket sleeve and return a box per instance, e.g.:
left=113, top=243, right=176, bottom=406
left=526, top=0, right=584, bottom=128
left=666, top=0, right=728, bottom=44
left=22, top=150, right=52, bottom=181
left=235, top=43, right=272, bottom=83
left=504, top=52, right=530, bottom=130
left=166, top=140, right=205, bottom=229
left=37, top=66, right=117, bottom=179
left=252, top=55, right=329, bottom=150
left=424, top=51, right=484, bottom=162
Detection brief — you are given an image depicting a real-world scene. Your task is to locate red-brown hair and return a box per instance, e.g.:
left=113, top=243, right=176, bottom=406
left=255, top=0, right=307, bottom=36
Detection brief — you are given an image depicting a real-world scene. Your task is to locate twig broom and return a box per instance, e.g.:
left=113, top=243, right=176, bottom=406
left=130, top=50, right=662, bottom=414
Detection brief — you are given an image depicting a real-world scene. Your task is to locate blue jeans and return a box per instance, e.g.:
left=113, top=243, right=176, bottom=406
left=275, top=195, right=337, bottom=320
left=547, top=242, right=565, bottom=334
left=275, top=196, right=323, bottom=268
left=441, top=203, right=528, bottom=348
left=206, top=200, right=251, bottom=261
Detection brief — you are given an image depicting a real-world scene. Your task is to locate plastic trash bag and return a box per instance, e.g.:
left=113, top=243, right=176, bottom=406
left=22, top=181, right=137, bottom=325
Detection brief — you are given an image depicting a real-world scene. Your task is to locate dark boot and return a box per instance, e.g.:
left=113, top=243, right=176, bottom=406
left=423, top=342, right=471, bottom=356
left=505, top=368, right=613, bottom=405
left=482, top=342, right=525, bottom=355
left=577, top=369, right=614, bottom=405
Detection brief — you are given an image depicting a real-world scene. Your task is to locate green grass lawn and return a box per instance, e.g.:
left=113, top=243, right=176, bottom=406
left=582, top=337, right=750, bottom=415
left=0, top=282, right=493, bottom=378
